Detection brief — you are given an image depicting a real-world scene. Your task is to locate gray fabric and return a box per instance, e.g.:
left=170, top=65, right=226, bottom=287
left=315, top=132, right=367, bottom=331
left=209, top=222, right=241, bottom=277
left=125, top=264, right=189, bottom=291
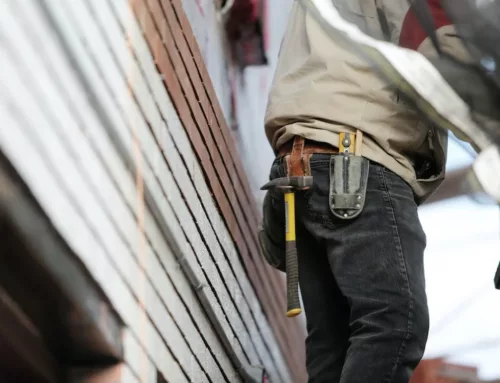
left=329, top=155, right=370, bottom=219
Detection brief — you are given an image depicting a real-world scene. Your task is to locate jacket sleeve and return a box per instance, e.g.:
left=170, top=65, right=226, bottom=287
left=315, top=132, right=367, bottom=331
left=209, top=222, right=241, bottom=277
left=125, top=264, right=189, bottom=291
left=374, top=0, right=471, bottom=61
left=376, top=0, right=475, bottom=144
left=421, top=26, right=476, bottom=145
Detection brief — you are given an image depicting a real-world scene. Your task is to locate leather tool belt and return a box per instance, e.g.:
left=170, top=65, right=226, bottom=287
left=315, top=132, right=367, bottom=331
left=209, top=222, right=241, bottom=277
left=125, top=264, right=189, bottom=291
left=278, top=134, right=370, bottom=220
left=278, top=137, right=338, bottom=182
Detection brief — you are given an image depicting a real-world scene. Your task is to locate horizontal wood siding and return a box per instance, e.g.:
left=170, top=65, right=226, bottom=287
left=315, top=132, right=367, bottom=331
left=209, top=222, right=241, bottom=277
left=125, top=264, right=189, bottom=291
left=130, top=1, right=307, bottom=381
left=0, top=0, right=301, bottom=382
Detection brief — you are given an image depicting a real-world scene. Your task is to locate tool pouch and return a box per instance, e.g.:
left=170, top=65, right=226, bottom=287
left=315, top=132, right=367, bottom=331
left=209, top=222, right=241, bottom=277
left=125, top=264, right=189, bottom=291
left=258, top=191, right=286, bottom=272
left=329, top=154, right=370, bottom=220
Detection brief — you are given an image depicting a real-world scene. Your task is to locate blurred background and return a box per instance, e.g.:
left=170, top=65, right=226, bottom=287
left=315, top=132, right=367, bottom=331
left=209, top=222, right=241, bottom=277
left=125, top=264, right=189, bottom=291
left=417, top=139, right=500, bottom=382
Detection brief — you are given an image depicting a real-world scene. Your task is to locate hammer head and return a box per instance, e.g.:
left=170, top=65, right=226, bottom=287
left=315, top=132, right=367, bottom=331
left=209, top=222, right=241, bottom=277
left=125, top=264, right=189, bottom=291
left=260, top=176, right=314, bottom=191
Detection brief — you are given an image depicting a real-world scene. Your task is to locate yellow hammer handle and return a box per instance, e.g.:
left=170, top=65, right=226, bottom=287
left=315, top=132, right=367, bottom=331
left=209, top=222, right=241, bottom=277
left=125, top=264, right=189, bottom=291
left=284, top=192, right=301, bottom=317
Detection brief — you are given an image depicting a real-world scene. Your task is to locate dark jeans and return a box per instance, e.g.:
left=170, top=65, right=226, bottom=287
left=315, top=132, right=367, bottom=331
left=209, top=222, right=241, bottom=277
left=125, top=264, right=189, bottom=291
left=268, top=154, right=429, bottom=383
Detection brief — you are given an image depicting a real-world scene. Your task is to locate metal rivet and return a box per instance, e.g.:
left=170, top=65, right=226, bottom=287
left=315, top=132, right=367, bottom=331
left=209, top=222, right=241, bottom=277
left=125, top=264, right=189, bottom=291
left=357, top=196, right=362, bottom=200
left=356, top=204, right=361, bottom=208
left=344, top=213, right=348, bottom=217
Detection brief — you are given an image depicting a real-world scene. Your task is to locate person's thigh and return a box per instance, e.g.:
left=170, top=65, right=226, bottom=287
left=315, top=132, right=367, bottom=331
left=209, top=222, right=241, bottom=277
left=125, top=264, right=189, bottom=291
left=268, top=156, right=350, bottom=383
left=296, top=224, right=350, bottom=383
left=302, top=158, right=429, bottom=383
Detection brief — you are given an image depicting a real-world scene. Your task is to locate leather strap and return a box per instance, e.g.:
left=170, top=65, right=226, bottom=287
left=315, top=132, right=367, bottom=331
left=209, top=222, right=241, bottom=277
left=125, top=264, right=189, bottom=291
left=284, top=137, right=313, bottom=177
left=280, top=137, right=337, bottom=178
left=289, top=136, right=305, bottom=176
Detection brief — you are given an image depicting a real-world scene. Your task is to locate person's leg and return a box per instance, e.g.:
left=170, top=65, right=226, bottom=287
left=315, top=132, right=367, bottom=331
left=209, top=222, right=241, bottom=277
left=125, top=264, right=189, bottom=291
left=301, top=157, right=429, bottom=383
left=296, top=223, right=350, bottom=383
left=266, top=156, right=350, bottom=382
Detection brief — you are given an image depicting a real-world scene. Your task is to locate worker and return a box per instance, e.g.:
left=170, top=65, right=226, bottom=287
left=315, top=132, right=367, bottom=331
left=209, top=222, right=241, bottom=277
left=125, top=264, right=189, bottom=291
left=258, top=1, right=470, bottom=382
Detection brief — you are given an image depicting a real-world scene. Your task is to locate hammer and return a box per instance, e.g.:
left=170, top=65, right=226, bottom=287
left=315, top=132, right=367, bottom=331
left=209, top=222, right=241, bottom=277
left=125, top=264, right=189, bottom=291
left=261, top=176, right=313, bottom=317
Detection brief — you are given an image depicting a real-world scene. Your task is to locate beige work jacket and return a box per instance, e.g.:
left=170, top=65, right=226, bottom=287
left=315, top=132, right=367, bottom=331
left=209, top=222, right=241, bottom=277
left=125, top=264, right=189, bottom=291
left=265, top=0, right=470, bottom=203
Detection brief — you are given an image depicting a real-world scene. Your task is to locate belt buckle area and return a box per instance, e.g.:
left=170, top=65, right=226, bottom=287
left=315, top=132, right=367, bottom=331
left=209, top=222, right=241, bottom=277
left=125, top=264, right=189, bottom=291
left=278, top=138, right=338, bottom=158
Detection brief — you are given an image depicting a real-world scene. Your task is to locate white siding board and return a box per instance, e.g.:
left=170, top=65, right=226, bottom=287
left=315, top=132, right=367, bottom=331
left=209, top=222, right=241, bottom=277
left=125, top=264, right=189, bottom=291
left=1, top=11, right=195, bottom=381
left=64, top=0, right=264, bottom=369
left=122, top=11, right=291, bottom=383
left=15, top=0, right=234, bottom=380
left=143, top=19, right=284, bottom=363
left=0, top=72, right=183, bottom=383
left=48, top=0, right=248, bottom=372
left=123, top=330, right=159, bottom=383
left=106, top=7, right=287, bottom=379
left=120, top=2, right=291, bottom=380
left=5, top=4, right=228, bottom=382
left=110, top=4, right=290, bottom=381
left=0, top=99, right=176, bottom=383
left=1, top=0, right=293, bottom=382
left=1, top=4, right=209, bottom=383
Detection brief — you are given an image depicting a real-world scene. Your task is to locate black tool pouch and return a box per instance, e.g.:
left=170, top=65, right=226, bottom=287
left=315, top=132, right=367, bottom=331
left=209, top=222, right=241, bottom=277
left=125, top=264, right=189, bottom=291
left=329, top=154, right=370, bottom=220
left=258, top=191, right=286, bottom=272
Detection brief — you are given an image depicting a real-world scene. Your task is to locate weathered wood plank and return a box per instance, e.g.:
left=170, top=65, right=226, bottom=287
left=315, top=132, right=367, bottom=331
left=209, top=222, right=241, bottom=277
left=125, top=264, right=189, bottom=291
left=0, top=99, right=184, bottom=383
left=111, top=2, right=292, bottom=381
left=0, top=5, right=202, bottom=383
left=103, top=4, right=292, bottom=381
left=7, top=9, right=229, bottom=383
left=138, top=0, right=297, bottom=361
left=52, top=0, right=288, bottom=380
left=0, top=0, right=302, bottom=381
left=94, top=0, right=272, bottom=365
left=134, top=0, right=306, bottom=378
left=142, top=1, right=291, bottom=327
left=5, top=7, right=208, bottom=383
left=44, top=0, right=250, bottom=369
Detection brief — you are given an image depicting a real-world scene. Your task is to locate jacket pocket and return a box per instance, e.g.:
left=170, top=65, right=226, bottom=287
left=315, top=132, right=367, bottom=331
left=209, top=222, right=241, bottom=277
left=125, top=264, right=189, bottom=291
left=415, top=126, right=447, bottom=182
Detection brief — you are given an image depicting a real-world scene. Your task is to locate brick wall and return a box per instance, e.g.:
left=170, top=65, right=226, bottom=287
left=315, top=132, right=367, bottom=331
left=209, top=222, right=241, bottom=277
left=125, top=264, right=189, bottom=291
left=0, top=0, right=306, bottom=382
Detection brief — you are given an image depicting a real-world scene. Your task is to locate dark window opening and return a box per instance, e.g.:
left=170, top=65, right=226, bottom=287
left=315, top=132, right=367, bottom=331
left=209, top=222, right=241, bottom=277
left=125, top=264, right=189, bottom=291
left=0, top=153, right=124, bottom=382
